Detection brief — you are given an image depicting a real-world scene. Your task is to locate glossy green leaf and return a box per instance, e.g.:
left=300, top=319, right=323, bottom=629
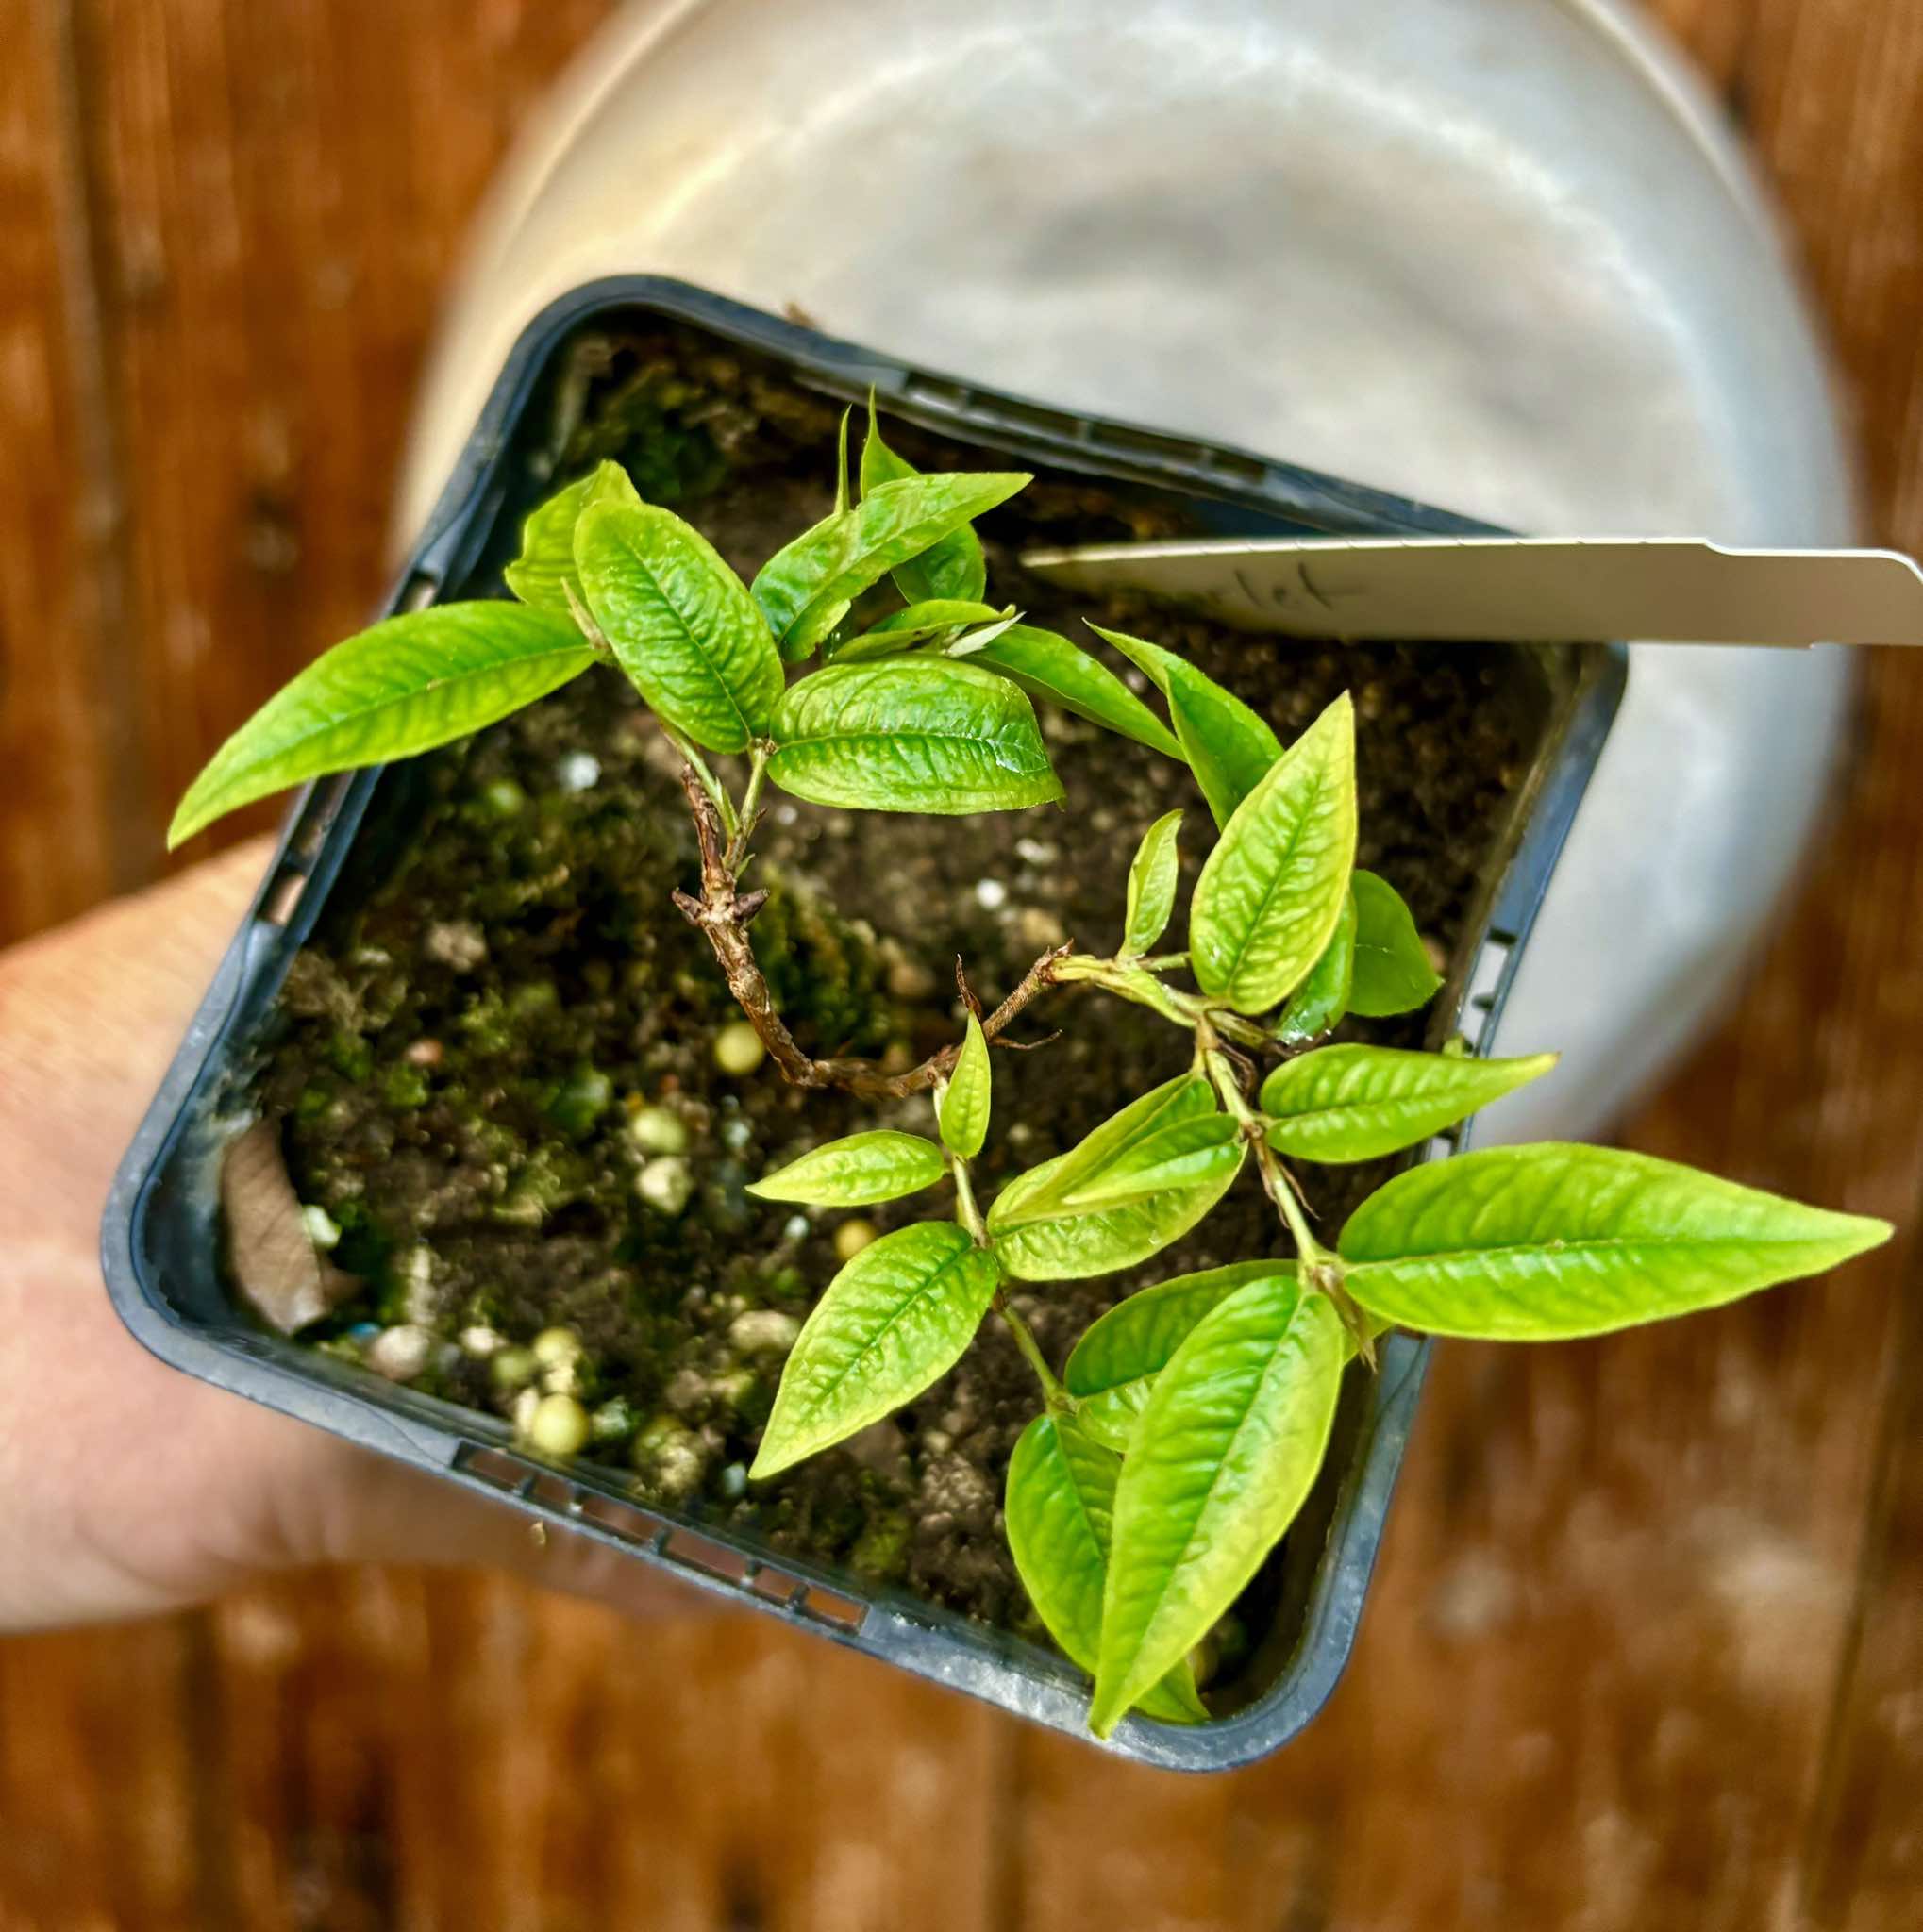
left=1058, top=1114, right=1242, bottom=1210
left=1188, top=693, right=1357, bottom=1014
left=169, top=603, right=595, bottom=847
left=1122, top=809, right=1184, bottom=957
left=1092, top=1278, right=1345, bottom=1735
left=574, top=501, right=782, bottom=754
left=1006, top=1417, right=1209, bottom=1725
left=754, top=472, right=1025, bottom=657
left=767, top=658, right=1062, bottom=814
left=502, top=460, right=644, bottom=617
left=1064, top=1261, right=1292, bottom=1451
left=1347, top=869, right=1443, bottom=1018
left=1090, top=625, right=1281, bottom=826
left=1260, top=1044, right=1558, bottom=1163
left=833, top=598, right=1006, bottom=661
left=860, top=396, right=991, bottom=604
left=938, top=1012, right=992, bottom=1159
left=962, top=625, right=1182, bottom=759
left=988, top=1075, right=1245, bottom=1280
left=750, top=1223, right=1001, bottom=1476
left=871, top=598, right=1005, bottom=636
left=1276, top=889, right=1356, bottom=1044
left=1340, top=1143, right=1894, bottom=1340
left=745, top=1130, right=946, bottom=1207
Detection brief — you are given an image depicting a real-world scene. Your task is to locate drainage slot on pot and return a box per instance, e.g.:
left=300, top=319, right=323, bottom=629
left=526, top=1472, right=577, bottom=1511
left=456, top=1443, right=533, bottom=1492
left=577, top=1494, right=667, bottom=1545
left=1459, top=939, right=1513, bottom=1051
left=662, top=1528, right=752, bottom=1586
left=795, top=1585, right=868, bottom=1634
left=746, top=1565, right=804, bottom=1608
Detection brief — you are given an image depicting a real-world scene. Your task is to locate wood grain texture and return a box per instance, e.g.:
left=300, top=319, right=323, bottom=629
left=0, top=0, right=1918, bottom=1926
left=0, top=2, right=129, bottom=940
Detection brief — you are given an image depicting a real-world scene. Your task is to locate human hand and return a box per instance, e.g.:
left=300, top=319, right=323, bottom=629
left=0, top=841, right=699, bottom=1629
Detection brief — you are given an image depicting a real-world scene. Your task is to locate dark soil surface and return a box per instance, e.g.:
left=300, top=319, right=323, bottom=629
left=249, top=326, right=1534, bottom=1674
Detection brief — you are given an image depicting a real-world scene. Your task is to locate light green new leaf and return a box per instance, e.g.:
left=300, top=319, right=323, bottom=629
left=751, top=1223, right=1001, bottom=1477
left=1090, top=625, right=1280, bottom=825
left=988, top=1075, right=1245, bottom=1280
left=1261, top=1044, right=1558, bottom=1163
left=992, top=1074, right=1216, bottom=1224
left=1058, top=1114, right=1242, bottom=1210
left=503, top=460, right=643, bottom=616
left=169, top=603, right=595, bottom=847
left=860, top=395, right=991, bottom=604
left=1276, top=889, right=1357, bottom=1044
left=1188, top=692, right=1357, bottom=1014
left=767, top=658, right=1062, bottom=814
left=1064, top=1261, right=1292, bottom=1451
left=833, top=599, right=1006, bottom=661
left=574, top=501, right=782, bottom=754
left=833, top=406, right=853, bottom=515
left=962, top=625, right=1183, bottom=758
left=1122, top=810, right=1184, bottom=957
left=1092, top=1278, right=1345, bottom=1736
left=1348, top=869, right=1442, bottom=1017
left=746, top=1130, right=946, bottom=1208
left=1340, top=1143, right=1894, bottom=1340
left=1006, top=1417, right=1209, bottom=1725
left=754, top=472, right=1026, bottom=657
left=938, top=1012, right=992, bottom=1159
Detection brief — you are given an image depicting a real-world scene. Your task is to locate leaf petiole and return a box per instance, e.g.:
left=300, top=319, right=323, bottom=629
left=662, top=724, right=738, bottom=839
left=948, top=1147, right=987, bottom=1244
left=726, top=741, right=773, bottom=871
left=998, top=1292, right=1073, bottom=1414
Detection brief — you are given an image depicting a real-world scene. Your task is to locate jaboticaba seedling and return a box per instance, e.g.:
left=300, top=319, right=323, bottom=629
left=175, top=397, right=1892, bottom=1738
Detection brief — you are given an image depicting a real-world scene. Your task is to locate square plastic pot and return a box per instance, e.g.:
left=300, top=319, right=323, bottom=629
left=103, top=278, right=1625, bottom=1771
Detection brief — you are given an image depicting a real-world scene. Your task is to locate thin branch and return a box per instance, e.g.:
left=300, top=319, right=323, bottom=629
left=669, top=755, right=1068, bottom=1100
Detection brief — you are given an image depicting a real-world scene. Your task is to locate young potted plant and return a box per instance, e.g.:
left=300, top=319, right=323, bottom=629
left=106, top=281, right=1886, bottom=1768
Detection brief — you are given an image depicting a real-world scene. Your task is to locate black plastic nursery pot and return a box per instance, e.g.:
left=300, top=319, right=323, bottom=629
left=103, top=278, right=1625, bottom=1772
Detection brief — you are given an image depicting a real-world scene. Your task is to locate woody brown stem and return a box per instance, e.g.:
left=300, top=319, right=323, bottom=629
left=669, top=758, right=1068, bottom=1100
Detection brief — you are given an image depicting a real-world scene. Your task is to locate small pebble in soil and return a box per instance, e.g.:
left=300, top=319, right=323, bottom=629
left=524, top=1392, right=591, bottom=1458
left=491, top=1345, right=539, bottom=1391
left=974, top=878, right=1008, bottom=910
left=627, top=1104, right=690, bottom=1155
left=368, top=1324, right=432, bottom=1382
left=632, top=1414, right=706, bottom=1499
left=423, top=921, right=487, bottom=972
left=460, top=1324, right=503, bottom=1358
left=728, top=1308, right=800, bottom=1357
left=833, top=1218, right=878, bottom=1262
left=300, top=1203, right=342, bottom=1249
left=720, top=1117, right=752, bottom=1153
left=711, top=1021, right=766, bottom=1075
left=637, top=1155, right=694, bottom=1214
left=556, top=751, right=601, bottom=792
left=719, top=1461, right=748, bottom=1501
left=532, top=1325, right=582, bottom=1367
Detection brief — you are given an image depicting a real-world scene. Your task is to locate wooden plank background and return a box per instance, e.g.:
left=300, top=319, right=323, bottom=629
left=1, top=0, right=1918, bottom=1924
